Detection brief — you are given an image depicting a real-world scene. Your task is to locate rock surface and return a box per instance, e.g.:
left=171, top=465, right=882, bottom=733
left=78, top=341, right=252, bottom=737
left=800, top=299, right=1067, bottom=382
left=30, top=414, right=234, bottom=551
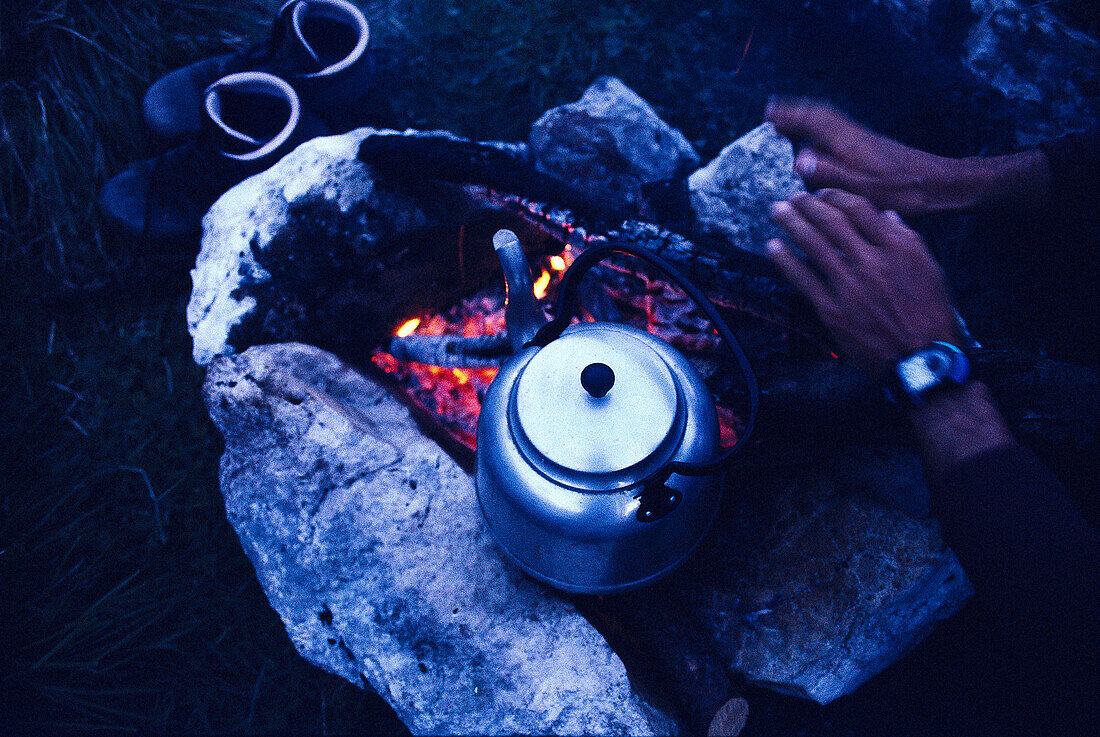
left=204, top=342, right=973, bottom=716
left=694, top=468, right=971, bottom=703
left=962, top=0, right=1099, bottom=146
left=687, top=123, right=805, bottom=255
left=204, top=342, right=678, bottom=736
left=188, top=128, right=468, bottom=366
left=529, top=76, right=700, bottom=215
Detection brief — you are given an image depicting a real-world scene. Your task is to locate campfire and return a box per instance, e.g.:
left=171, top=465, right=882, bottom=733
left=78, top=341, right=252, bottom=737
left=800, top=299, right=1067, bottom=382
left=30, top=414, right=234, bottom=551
left=369, top=243, right=573, bottom=449
left=370, top=224, right=754, bottom=455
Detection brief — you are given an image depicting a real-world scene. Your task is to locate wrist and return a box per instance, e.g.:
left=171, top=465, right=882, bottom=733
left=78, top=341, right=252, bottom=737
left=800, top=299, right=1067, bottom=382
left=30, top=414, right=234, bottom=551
left=937, top=149, right=1052, bottom=213
left=886, top=341, right=969, bottom=408
left=906, top=381, right=1016, bottom=481
left=923, top=156, right=981, bottom=214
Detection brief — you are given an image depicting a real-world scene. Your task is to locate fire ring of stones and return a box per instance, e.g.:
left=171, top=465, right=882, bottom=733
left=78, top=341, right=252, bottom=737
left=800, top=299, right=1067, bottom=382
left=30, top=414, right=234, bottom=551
left=191, top=62, right=1097, bottom=737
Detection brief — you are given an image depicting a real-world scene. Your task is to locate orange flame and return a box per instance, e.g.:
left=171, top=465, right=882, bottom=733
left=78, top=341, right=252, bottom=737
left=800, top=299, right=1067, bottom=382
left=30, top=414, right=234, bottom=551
left=375, top=239, right=745, bottom=454
left=533, top=269, right=551, bottom=299
left=395, top=317, right=421, bottom=337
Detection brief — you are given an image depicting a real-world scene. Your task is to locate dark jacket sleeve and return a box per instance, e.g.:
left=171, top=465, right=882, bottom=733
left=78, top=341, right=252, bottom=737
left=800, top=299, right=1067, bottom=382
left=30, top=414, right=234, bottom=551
left=1038, top=127, right=1100, bottom=231
left=932, top=444, right=1097, bottom=721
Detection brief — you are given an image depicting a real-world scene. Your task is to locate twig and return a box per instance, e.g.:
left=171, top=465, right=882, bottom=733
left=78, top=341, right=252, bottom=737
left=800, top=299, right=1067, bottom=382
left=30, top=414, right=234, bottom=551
left=246, top=664, right=266, bottom=731
left=388, top=333, right=512, bottom=368
left=162, top=357, right=173, bottom=394
left=64, top=416, right=89, bottom=437
left=732, top=25, right=755, bottom=77
left=50, top=381, right=85, bottom=402
left=119, top=466, right=166, bottom=544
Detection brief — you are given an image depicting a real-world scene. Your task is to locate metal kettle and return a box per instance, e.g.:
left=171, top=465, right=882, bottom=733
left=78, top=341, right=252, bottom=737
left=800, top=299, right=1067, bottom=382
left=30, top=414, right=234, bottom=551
left=476, top=230, right=759, bottom=594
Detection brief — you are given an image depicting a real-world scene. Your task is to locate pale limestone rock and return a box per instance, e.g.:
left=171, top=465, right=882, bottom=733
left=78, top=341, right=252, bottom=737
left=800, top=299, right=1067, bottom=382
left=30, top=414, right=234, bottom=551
left=203, top=342, right=679, bottom=736
left=188, top=128, right=454, bottom=366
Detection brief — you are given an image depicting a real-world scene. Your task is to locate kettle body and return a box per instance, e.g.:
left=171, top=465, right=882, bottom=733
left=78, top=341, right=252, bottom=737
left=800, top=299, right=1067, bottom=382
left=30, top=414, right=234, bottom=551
left=476, top=321, right=721, bottom=594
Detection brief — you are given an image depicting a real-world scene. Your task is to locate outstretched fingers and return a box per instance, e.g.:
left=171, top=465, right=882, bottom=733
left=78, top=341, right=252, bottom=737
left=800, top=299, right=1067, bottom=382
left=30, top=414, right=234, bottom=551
left=765, top=96, right=852, bottom=155
left=817, top=188, right=923, bottom=254
left=795, top=149, right=871, bottom=194
left=766, top=238, right=834, bottom=315
left=769, top=199, right=852, bottom=283
left=786, top=192, right=873, bottom=267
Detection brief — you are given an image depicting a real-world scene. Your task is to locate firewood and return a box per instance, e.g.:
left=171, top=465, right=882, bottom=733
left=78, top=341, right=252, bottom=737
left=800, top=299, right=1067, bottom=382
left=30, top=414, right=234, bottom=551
left=358, top=132, right=632, bottom=223
left=388, top=333, right=511, bottom=368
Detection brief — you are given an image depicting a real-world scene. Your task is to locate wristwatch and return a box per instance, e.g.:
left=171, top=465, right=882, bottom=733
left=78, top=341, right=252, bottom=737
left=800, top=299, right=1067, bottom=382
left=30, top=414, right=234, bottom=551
left=886, top=341, right=971, bottom=408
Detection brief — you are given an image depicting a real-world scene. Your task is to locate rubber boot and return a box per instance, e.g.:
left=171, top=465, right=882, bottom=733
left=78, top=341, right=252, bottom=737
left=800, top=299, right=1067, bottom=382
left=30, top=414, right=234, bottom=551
left=143, top=0, right=372, bottom=139
left=103, top=72, right=326, bottom=240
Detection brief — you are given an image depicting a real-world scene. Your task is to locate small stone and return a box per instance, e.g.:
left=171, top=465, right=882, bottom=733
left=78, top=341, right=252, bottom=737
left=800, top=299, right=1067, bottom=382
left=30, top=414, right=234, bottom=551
left=529, top=76, right=700, bottom=215
left=687, top=123, right=805, bottom=256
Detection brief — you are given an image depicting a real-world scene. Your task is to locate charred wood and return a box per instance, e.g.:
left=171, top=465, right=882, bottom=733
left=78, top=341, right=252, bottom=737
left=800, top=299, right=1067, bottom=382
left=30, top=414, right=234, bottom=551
left=358, top=132, right=632, bottom=224
left=388, top=333, right=511, bottom=368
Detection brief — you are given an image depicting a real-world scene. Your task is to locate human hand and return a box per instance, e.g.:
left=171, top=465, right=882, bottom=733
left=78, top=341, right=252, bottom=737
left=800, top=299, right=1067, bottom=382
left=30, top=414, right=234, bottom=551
left=765, top=97, right=968, bottom=218
left=767, top=189, right=961, bottom=378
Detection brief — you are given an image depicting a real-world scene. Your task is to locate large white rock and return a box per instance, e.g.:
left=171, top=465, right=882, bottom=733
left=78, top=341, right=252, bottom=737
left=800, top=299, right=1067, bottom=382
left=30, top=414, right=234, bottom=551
left=190, top=129, right=375, bottom=365
left=204, top=342, right=679, bottom=736
left=188, top=128, right=460, bottom=366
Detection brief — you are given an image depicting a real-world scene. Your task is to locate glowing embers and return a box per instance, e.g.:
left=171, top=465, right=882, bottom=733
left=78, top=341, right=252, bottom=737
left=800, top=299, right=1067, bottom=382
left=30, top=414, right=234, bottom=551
left=373, top=243, right=743, bottom=453
left=371, top=247, right=575, bottom=448
left=394, top=317, right=420, bottom=337
left=532, top=269, right=551, bottom=300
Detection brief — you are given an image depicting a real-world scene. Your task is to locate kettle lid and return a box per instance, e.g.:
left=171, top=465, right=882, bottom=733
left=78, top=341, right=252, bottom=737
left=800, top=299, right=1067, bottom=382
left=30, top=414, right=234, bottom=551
left=510, top=323, right=685, bottom=489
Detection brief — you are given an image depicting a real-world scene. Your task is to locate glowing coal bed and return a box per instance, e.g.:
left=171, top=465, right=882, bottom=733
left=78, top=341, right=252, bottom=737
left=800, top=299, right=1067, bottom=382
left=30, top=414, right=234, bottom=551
left=371, top=243, right=744, bottom=453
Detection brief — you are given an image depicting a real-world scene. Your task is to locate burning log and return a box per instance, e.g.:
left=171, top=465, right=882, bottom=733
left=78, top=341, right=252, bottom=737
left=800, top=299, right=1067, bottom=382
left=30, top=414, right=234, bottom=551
left=388, top=333, right=511, bottom=369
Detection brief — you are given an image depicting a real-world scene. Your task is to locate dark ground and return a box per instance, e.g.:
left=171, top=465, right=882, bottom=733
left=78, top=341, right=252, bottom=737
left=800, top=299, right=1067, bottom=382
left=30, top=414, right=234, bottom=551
left=2, top=1, right=1097, bottom=734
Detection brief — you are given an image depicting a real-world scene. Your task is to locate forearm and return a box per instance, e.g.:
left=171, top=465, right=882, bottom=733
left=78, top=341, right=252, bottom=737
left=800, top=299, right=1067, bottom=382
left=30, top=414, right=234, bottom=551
left=904, top=381, right=1016, bottom=481
left=933, top=148, right=1053, bottom=213
left=915, top=383, right=1097, bottom=676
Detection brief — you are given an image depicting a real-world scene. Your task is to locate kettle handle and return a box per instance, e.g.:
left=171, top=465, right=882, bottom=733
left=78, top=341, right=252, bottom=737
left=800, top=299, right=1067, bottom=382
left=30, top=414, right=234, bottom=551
left=529, top=241, right=759, bottom=482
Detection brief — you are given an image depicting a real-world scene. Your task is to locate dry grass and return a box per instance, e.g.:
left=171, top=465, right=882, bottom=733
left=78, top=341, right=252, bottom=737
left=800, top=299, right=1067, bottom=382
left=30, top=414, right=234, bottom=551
left=0, top=1, right=407, bottom=732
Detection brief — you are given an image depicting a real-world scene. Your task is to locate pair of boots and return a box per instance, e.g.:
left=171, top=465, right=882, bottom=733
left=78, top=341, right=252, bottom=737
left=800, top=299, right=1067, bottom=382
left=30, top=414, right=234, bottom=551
left=101, top=0, right=372, bottom=240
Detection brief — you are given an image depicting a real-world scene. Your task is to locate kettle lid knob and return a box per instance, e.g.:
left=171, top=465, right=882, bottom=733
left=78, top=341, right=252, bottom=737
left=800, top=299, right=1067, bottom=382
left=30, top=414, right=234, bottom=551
left=580, top=362, right=615, bottom=398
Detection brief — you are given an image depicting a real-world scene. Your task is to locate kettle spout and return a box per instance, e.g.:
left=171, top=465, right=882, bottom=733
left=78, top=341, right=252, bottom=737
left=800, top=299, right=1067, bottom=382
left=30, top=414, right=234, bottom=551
left=493, top=229, right=545, bottom=352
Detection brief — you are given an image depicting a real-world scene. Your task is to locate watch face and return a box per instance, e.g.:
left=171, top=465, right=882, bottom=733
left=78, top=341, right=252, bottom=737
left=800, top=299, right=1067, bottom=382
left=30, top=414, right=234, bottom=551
left=893, top=343, right=969, bottom=404
left=897, top=351, right=943, bottom=394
